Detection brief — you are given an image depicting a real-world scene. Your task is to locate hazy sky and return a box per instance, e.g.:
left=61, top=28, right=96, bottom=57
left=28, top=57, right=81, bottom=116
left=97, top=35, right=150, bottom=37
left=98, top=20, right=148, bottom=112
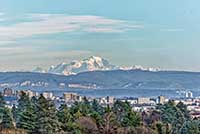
left=0, top=0, right=200, bottom=71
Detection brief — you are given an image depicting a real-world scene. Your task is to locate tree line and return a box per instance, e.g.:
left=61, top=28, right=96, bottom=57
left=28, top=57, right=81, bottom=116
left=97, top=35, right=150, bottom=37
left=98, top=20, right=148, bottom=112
left=0, top=91, right=199, bottom=134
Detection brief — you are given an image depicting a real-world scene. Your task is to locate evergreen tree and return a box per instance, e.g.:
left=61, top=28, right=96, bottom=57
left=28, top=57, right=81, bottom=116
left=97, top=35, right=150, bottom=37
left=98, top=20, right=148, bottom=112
left=158, top=100, right=186, bottom=134
left=16, top=91, right=31, bottom=123
left=177, top=102, right=190, bottom=120
left=113, top=100, right=140, bottom=127
left=180, top=120, right=200, bottom=134
left=71, top=101, right=91, bottom=117
left=17, top=102, right=37, bottom=133
left=122, top=110, right=141, bottom=127
left=90, top=99, right=104, bottom=126
left=91, top=99, right=104, bottom=115
left=57, top=104, right=74, bottom=132
left=15, top=91, right=38, bottom=133
left=0, top=92, right=5, bottom=108
left=0, top=92, right=5, bottom=120
left=35, top=94, right=60, bottom=134
left=0, top=92, right=14, bottom=129
left=11, top=104, right=17, bottom=122
left=17, top=91, right=30, bottom=110
left=1, top=107, right=14, bottom=129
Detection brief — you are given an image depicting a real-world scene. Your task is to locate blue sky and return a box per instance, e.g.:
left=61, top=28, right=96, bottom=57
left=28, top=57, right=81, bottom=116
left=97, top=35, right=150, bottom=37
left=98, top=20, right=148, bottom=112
left=0, top=0, right=200, bottom=71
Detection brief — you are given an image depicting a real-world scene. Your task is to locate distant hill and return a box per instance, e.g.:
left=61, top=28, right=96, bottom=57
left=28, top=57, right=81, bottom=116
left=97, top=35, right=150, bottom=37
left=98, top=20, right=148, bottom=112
left=0, top=70, right=200, bottom=90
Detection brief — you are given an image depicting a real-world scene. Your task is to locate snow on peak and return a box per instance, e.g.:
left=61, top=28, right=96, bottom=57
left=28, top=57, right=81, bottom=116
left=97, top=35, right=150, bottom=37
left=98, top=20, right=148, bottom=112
left=120, top=65, right=160, bottom=72
left=33, top=56, right=161, bottom=75
left=47, top=56, right=116, bottom=75
left=33, top=67, right=46, bottom=73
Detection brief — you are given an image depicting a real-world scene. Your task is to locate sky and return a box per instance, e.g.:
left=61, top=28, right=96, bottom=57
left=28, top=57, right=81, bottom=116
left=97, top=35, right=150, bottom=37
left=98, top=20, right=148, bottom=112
left=0, top=0, right=200, bottom=71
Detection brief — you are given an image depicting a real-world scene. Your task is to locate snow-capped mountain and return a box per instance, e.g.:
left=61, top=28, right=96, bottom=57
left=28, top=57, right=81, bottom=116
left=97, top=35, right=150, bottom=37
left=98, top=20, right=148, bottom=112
left=42, top=56, right=117, bottom=75
left=120, top=65, right=160, bottom=72
left=33, top=67, right=47, bottom=73
left=33, top=56, right=160, bottom=75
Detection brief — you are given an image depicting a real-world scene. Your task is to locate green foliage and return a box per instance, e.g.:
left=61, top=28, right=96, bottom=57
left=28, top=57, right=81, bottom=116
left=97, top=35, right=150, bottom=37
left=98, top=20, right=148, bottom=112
left=15, top=92, right=38, bottom=134
left=35, top=94, right=60, bottom=134
left=157, top=100, right=191, bottom=134
left=17, top=103, right=37, bottom=133
left=177, top=102, right=191, bottom=120
left=17, top=91, right=30, bottom=111
left=57, top=104, right=74, bottom=131
left=91, top=99, right=104, bottom=115
left=1, top=107, right=14, bottom=128
left=113, top=100, right=141, bottom=127
left=122, top=110, right=141, bottom=127
left=180, top=120, right=200, bottom=134
left=70, top=99, right=93, bottom=117
left=0, top=93, right=14, bottom=129
left=0, top=91, right=198, bottom=134
left=0, top=92, right=5, bottom=108
left=11, top=104, right=17, bottom=121
left=0, top=92, right=5, bottom=121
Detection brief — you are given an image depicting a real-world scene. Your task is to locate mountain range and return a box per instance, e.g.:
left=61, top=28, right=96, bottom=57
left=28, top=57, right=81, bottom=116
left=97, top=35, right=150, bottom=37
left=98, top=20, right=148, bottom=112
left=1, top=56, right=199, bottom=91
left=0, top=70, right=200, bottom=90
left=33, top=56, right=160, bottom=75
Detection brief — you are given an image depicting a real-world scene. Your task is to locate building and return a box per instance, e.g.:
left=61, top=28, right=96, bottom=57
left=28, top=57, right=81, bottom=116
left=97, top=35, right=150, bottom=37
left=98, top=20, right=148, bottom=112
left=24, top=90, right=38, bottom=98
left=63, top=93, right=82, bottom=102
left=121, top=98, right=138, bottom=105
left=42, top=92, right=54, bottom=100
left=17, top=90, right=39, bottom=98
left=186, top=91, right=193, bottom=98
left=106, top=96, right=115, bottom=104
left=138, top=97, right=150, bottom=104
left=3, top=88, right=13, bottom=96
left=158, top=96, right=165, bottom=104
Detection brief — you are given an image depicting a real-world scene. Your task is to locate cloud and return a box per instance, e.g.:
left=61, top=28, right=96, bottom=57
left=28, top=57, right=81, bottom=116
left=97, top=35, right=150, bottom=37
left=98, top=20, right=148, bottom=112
left=0, top=14, right=144, bottom=40
left=0, top=13, right=5, bottom=22
left=161, top=28, right=184, bottom=32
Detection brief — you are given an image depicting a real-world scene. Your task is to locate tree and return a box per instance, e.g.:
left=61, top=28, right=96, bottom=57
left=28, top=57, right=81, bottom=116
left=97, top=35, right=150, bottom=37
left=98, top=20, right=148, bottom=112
left=177, top=102, right=190, bottom=120
left=1, top=107, right=14, bottom=129
left=99, top=112, right=119, bottom=134
left=16, top=91, right=31, bottom=124
left=112, top=100, right=141, bottom=127
left=158, top=100, right=186, bottom=134
left=70, top=101, right=91, bottom=118
left=11, top=104, right=17, bottom=122
left=91, top=99, right=104, bottom=115
left=17, top=102, right=37, bottom=133
left=0, top=92, right=5, bottom=108
left=76, top=116, right=98, bottom=133
left=35, top=94, right=60, bottom=134
left=57, top=104, right=75, bottom=132
left=0, top=92, right=5, bottom=121
left=180, top=120, right=200, bottom=134
left=90, top=99, right=104, bottom=126
left=0, top=92, right=14, bottom=129
left=17, top=91, right=30, bottom=111
left=16, top=91, right=38, bottom=133
left=121, top=110, right=141, bottom=127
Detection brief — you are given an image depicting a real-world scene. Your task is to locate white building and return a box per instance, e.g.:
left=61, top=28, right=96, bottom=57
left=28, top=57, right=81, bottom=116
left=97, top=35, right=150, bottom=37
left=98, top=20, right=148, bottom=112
left=138, top=97, right=150, bottom=104
left=63, top=92, right=82, bottom=102
left=42, top=92, right=54, bottom=100
left=186, top=91, right=193, bottom=98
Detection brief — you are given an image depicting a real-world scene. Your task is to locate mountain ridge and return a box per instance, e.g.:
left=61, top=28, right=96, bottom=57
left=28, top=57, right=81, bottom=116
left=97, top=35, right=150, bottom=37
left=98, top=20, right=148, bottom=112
left=0, top=69, right=200, bottom=90
left=33, top=56, right=160, bottom=75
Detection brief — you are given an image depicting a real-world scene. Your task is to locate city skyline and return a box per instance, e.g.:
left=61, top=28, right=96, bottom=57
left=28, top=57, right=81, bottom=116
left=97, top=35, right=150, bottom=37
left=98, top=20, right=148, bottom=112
left=0, top=0, right=200, bottom=71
